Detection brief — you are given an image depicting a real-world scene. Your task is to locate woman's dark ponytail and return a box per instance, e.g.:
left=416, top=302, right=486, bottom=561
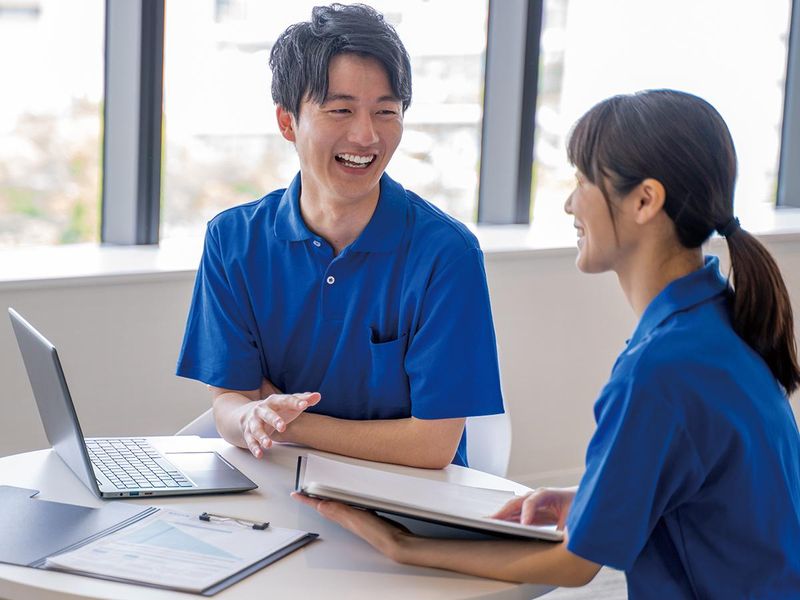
left=724, top=226, right=800, bottom=394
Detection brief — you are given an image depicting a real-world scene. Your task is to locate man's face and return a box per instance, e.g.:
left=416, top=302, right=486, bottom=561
left=277, top=53, right=404, bottom=207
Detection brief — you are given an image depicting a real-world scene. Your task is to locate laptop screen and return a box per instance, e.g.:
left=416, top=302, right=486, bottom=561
left=8, top=308, right=100, bottom=496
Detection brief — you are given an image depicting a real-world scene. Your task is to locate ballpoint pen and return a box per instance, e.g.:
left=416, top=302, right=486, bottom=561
left=199, top=511, right=269, bottom=530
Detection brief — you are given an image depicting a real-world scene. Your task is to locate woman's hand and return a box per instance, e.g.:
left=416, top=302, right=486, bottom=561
left=239, top=391, right=321, bottom=458
left=291, top=493, right=412, bottom=562
left=491, top=487, right=577, bottom=530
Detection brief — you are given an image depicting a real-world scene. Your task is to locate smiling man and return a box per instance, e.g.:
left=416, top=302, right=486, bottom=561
left=176, top=3, right=503, bottom=469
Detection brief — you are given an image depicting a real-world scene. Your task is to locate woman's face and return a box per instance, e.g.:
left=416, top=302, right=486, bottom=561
left=564, top=172, right=622, bottom=274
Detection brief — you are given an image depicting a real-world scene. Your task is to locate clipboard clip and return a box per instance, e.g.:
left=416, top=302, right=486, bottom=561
left=199, top=511, right=269, bottom=530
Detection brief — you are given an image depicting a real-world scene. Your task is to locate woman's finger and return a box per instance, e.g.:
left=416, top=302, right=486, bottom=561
left=291, top=491, right=323, bottom=509
left=520, top=494, right=544, bottom=525
left=490, top=493, right=529, bottom=520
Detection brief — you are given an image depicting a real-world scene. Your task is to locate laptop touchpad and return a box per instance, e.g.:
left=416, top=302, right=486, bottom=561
left=165, top=452, right=231, bottom=472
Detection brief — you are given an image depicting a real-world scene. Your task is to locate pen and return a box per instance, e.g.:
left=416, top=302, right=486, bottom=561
left=199, top=511, right=269, bottom=530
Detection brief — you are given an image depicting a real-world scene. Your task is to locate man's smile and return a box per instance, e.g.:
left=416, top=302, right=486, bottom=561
left=335, top=153, right=377, bottom=169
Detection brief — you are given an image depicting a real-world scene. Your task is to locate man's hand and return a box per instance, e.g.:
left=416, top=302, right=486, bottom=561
left=210, top=378, right=321, bottom=458
left=238, top=392, right=321, bottom=458
left=212, top=378, right=464, bottom=468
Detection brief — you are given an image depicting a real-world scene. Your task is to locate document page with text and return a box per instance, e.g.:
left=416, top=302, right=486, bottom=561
left=45, top=509, right=312, bottom=593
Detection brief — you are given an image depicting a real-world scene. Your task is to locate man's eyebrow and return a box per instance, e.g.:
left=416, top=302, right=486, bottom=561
left=321, top=93, right=401, bottom=104
left=322, top=93, right=356, bottom=103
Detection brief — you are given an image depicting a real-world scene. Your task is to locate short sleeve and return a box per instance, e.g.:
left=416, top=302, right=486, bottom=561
left=175, top=225, right=263, bottom=390
left=566, top=372, right=705, bottom=570
left=404, top=248, right=504, bottom=419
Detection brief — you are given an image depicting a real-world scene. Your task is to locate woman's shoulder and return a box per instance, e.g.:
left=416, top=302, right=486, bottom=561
left=606, top=300, right=782, bottom=418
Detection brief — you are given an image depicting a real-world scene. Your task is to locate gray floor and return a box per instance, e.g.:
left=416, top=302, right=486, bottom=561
left=545, top=568, right=627, bottom=600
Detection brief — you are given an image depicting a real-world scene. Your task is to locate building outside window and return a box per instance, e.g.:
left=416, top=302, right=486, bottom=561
left=0, top=0, right=793, bottom=248
left=532, top=0, right=792, bottom=233
left=0, top=0, right=104, bottom=247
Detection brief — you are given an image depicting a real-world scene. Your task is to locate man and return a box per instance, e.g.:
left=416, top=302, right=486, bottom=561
left=176, top=4, right=502, bottom=469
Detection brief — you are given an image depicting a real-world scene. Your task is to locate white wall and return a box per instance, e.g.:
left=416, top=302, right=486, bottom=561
left=0, top=274, right=207, bottom=456
left=1, top=236, right=798, bottom=487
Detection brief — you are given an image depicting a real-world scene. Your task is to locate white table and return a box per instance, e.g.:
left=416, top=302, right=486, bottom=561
left=0, top=438, right=554, bottom=599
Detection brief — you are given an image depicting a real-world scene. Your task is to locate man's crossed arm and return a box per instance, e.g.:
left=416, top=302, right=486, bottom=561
left=210, top=379, right=465, bottom=469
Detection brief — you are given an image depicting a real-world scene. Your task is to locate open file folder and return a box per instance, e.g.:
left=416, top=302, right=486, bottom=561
left=0, top=485, right=317, bottom=595
left=295, top=454, right=563, bottom=542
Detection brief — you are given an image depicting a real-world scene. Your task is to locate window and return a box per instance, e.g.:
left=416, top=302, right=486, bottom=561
left=161, top=0, right=489, bottom=240
left=0, top=0, right=104, bottom=247
left=531, top=0, right=793, bottom=232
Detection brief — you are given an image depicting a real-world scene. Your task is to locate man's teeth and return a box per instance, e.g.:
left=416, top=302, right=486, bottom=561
left=336, top=153, right=375, bottom=168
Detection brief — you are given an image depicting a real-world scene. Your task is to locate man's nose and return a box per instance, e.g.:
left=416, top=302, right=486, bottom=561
left=564, top=192, right=573, bottom=214
left=348, top=112, right=379, bottom=146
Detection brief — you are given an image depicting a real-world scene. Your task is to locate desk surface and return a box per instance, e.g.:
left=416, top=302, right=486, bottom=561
left=0, top=438, right=554, bottom=599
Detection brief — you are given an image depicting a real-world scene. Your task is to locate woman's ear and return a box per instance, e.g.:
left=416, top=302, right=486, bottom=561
left=632, top=178, right=666, bottom=225
left=276, top=106, right=297, bottom=142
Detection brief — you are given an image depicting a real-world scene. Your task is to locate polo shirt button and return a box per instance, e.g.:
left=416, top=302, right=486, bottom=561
left=312, top=240, right=321, bottom=247
left=326, top=276, right=335, bottom=285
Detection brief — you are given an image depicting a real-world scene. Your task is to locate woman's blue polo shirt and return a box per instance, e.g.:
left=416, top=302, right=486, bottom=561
left=176, top=173, right=504, bottom=466
left=566, top=256, right=800, bottom=598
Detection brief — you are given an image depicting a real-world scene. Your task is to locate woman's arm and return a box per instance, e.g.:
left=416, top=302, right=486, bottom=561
left=292, top=494, right=601, bottom=587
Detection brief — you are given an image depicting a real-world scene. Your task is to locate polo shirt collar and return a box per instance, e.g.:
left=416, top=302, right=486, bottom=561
left=630, top=256, right=729, bottom=346
left=273, top=172, right=407, bottom=252
left=349, top=173, right=407, bottom=253
left=274, top=173, right=312, bottom=241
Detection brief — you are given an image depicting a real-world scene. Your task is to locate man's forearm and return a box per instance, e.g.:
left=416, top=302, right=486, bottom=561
left=277, top=413, right=465, bottom=468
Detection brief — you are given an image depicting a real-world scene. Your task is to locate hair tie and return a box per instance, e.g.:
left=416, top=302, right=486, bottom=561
left=717, top=217, right=740, bottom=238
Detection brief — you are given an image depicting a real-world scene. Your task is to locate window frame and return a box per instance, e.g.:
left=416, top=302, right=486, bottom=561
left=101, top=0, right=163, bottom=245
left=778, top=0, right=800, bottom=208
left=100, top=0, right=799, bottom=243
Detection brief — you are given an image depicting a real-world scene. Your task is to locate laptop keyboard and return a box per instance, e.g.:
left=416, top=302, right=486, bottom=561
left=86, top=438, right=193, bottom=490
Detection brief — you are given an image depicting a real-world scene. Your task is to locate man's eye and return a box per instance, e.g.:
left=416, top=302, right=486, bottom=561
left=329, top=108, right=350, bottom=114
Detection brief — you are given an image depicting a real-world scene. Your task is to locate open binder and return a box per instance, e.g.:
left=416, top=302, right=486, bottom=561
left=0, top=485, right=317, bottom=595
left=295, top=454, right=563, bottom=542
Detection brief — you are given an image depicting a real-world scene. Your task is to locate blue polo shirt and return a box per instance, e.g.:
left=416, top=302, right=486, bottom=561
left=176, top=172, right=504, bottom=466
left=566, top=256, right=800, bottom=598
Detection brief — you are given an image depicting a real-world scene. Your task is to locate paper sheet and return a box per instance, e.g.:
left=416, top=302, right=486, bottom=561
left=45, top=509, right=309, bottom=593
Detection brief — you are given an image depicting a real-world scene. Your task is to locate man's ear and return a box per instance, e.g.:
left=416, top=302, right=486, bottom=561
left=276, top=106, right=297, bottom=142
left=633, top=178, right=666, bottom=225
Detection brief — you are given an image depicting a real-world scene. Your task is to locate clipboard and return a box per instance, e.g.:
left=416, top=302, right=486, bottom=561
left=0, top=485, right=317, bottom=595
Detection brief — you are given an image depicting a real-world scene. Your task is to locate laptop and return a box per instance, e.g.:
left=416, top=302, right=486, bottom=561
left=8, top=308, right=257, bottom=499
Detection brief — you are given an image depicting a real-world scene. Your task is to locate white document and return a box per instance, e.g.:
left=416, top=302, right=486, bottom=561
left=297, top=454, right=563, bottom=542
left=45, top=509, right=310, bottom=593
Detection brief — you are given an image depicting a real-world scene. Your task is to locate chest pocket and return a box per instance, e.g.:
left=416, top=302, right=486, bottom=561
left=366, top=328, right=410, bottom=418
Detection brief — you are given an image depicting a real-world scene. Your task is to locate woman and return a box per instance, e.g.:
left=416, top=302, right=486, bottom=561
left=293, top=90, right=800, bottom=598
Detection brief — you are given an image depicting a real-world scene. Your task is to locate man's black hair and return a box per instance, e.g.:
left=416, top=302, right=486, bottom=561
left=269, top=3, right=412, bottom=119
